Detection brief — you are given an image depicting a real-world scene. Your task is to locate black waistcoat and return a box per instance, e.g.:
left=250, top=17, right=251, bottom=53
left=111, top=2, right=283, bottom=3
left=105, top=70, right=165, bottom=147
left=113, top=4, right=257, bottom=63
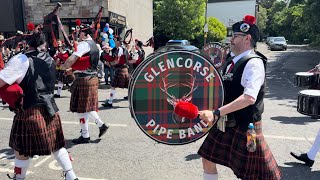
left=84, top=39, right=99, bottom=71
left=19, top=51, right=59, bottom=116
left=223, top=53, right=267, bottom=129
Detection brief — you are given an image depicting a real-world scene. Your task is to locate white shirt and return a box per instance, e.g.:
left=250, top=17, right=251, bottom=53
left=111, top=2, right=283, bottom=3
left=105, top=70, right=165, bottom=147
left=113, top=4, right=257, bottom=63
left=0, top=53, right=29, bottom=85
left=73, top=38, right=92, bottom=57
left=117, top=47, right=124, bottom=57
left=228, top=50, right=265, bottom=99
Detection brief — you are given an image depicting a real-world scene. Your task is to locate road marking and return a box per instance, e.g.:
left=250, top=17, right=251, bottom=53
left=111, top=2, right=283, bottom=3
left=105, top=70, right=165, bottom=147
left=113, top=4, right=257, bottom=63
left=0, top=153, right=15, bottom=160
left=77, top=178, right=107, bottom=180
left=0, top=118, right=315, bottom=141
left=0, top=118, right=127, bottom=127
left=0, top=167, right=33, bottom=175
left=34, top=156, right=51, bottom=167
left=265, top=135, right=315, bottom=141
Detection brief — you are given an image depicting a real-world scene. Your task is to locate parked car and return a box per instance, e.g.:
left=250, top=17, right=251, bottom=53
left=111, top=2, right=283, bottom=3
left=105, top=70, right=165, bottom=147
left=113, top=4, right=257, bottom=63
left=266, top=37, right=274, bottom=46
left=269, top=37, right=287, bottom=51
left=147, top=40, right=199, bottom=58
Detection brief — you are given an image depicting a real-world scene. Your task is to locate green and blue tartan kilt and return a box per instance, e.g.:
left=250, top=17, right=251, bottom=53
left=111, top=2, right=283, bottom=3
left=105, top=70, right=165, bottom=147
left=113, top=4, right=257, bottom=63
left=198, top=121, right=281, bottom=180
left=70, top=76, right=99, bottom=113
left=111, top=65, right=130, bottom=88
left=9, top=106, right=65, bottom=157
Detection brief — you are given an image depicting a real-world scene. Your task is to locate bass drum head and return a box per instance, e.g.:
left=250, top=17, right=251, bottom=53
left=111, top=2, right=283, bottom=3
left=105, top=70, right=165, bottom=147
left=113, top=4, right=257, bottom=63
left=201, top=42, right=228, bottom=69
left=129, top=50, right=224, bottom=145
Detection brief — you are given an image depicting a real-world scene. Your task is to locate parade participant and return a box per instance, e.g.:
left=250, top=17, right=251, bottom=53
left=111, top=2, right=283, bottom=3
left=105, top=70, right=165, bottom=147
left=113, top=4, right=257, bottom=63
left=290, top=63, right=320, bottom=166
left=101, top=43, right=114, bottom=85
left=54, top=40, right=72, bottom=98
left=0, top=28, right=78, bottom=180
left=63, top=26, right=109, bottom=144
left=133, top=40, right=145, bottom=70
left=290, top=128, right=320, bottom=167
left=102, top=37, right=130, bottom=107
left=197, top=15, right=281, bottom=180
left=0, top=35, right=4, bottom=70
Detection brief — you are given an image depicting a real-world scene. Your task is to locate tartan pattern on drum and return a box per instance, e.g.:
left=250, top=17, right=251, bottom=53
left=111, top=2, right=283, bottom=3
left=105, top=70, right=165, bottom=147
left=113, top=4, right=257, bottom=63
left=111, top=66, right=130, bottom=88
left=9, top=106, right=65, bottom=157
left=131, top=51, right=224, bottom=144
left=70, top=76, right=99, bottom=113
left=198, top=121, right=281, bottom=180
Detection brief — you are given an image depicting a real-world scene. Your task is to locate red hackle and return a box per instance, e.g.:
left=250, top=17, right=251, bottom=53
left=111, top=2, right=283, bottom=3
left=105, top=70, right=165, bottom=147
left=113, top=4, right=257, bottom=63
left=27, top=22, right=35, bottom=31
left=174, top=101, right=199, bottom=120
left=243, top=15, right=256, bottom=25
left=75, top=19, right=81, bottom=26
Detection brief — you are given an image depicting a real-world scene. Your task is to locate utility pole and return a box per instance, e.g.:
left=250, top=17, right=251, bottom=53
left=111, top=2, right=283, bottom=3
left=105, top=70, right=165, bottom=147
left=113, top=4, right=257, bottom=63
left=204, top=0, right=208, bottom=46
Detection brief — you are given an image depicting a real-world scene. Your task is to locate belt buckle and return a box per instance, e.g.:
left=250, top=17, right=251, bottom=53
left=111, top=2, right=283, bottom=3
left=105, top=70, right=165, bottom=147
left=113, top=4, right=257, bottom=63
left=217, top=115, right=227, bottom=132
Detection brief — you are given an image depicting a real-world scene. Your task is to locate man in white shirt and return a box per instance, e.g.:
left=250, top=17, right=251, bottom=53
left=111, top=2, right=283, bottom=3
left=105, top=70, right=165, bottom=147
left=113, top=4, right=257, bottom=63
left=198, top=15, right=281, bottom=180
left=63, top=27, right=109, bottom=144
left=0, top=31, right=78, bottom=180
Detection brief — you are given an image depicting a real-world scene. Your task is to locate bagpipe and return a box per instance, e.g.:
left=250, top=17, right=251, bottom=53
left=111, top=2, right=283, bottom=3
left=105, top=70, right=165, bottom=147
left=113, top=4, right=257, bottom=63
left=43, top=2, right=72, bottom=56
left=71, top=6, right=104, bottom=71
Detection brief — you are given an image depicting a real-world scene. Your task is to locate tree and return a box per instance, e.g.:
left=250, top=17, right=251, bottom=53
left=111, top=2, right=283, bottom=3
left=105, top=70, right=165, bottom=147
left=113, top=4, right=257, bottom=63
left=195, top=16, right=226, bottom=46
left=257, top=5, right=268, bottom=38
left=154, top=0, right=206, bottom=48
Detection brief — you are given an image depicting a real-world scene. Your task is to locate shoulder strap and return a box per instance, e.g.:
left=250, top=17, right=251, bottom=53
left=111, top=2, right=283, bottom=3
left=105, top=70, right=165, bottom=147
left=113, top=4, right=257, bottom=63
left=231, top=54, right=261, bottom=74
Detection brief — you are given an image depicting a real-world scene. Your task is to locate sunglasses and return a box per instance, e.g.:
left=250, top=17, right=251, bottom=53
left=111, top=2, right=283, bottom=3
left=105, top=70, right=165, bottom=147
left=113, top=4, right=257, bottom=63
left=232, top=33, right=247, bottom=38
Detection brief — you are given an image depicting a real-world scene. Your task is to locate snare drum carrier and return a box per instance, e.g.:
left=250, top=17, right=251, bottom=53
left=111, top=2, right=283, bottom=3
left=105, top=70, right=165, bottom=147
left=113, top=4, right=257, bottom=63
left=297, top=89, right=320, bottom=118
left=222, top=53, right=267, bottom=130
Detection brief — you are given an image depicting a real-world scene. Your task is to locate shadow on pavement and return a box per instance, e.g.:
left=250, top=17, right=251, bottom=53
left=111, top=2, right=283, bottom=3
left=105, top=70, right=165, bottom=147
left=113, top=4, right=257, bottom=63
left=280, top=162, right=320, bottom=180
left=270, top=116, right=319, bottom=125
left=185, top=153, right=201, bottom=161
left=64, top=139, right=102, bottom=149
left=0, top=148, right=14, bottom=160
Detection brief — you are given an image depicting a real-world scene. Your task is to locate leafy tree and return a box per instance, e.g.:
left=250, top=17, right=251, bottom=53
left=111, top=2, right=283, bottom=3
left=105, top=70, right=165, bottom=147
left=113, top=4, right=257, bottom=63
left=154, top=0, right=206, bottom=48
left=257, top=5, right=268, bottom=38
left=195, top=16, right=226, bottom=46
left=303, top=0, right=320, bottom=45
left=260, top=0, right=277, bottom=9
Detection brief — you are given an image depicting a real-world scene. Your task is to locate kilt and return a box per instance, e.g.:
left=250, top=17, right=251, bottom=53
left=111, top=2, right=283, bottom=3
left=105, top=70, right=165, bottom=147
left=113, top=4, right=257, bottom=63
left=198, top=121, right=281, bottom=180
left=111, top=65, right=129, bottom=88
left=70, top=76, right=99, bottom=113
left=9, top=106, right=65, bottom=157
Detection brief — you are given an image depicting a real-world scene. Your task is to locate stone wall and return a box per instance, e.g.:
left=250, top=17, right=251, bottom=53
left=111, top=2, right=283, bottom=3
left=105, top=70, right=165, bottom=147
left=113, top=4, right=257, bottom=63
left=24, top=0, right=108, bottom=24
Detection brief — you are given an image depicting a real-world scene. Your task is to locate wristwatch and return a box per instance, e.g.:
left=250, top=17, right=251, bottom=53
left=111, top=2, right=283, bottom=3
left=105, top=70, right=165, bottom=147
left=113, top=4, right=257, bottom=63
left=213, top=109, right=221, bottom=121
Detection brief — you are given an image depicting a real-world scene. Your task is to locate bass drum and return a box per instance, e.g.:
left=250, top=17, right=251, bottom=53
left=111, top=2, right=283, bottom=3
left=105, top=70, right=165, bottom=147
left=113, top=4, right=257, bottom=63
left=297, top=89, right=320, bottom=118
left=128, top=50, right=225, bottom=145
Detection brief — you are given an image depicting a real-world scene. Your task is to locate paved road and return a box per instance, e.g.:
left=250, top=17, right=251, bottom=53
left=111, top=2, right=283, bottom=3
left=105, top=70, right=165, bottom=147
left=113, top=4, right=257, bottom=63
left=0, top=43, right=319, bottom=179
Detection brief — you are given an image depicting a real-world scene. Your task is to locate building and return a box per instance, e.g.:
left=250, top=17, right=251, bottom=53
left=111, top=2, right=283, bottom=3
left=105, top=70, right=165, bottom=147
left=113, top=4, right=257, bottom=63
left=208, top=0, right=257, bottom=28
left=0, top=0, right=153, bottom=54
left=207, top=0, right=257, bottom=43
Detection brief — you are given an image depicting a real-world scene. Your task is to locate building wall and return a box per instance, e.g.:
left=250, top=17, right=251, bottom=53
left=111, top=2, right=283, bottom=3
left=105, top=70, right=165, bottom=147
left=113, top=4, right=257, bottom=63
left=108, top=0, right=153, bottom=55
left=23, top=0, right=153, bottom=55
left=207, top=0, right=256, bottom=27
left=24, top=0, right=106, bottom=24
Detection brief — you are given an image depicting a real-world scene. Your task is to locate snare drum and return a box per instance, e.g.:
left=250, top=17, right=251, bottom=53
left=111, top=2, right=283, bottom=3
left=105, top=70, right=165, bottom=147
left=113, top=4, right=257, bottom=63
left=297, top=89, right=320, bottom=118
left=295, top=72, right=318, bottom=87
